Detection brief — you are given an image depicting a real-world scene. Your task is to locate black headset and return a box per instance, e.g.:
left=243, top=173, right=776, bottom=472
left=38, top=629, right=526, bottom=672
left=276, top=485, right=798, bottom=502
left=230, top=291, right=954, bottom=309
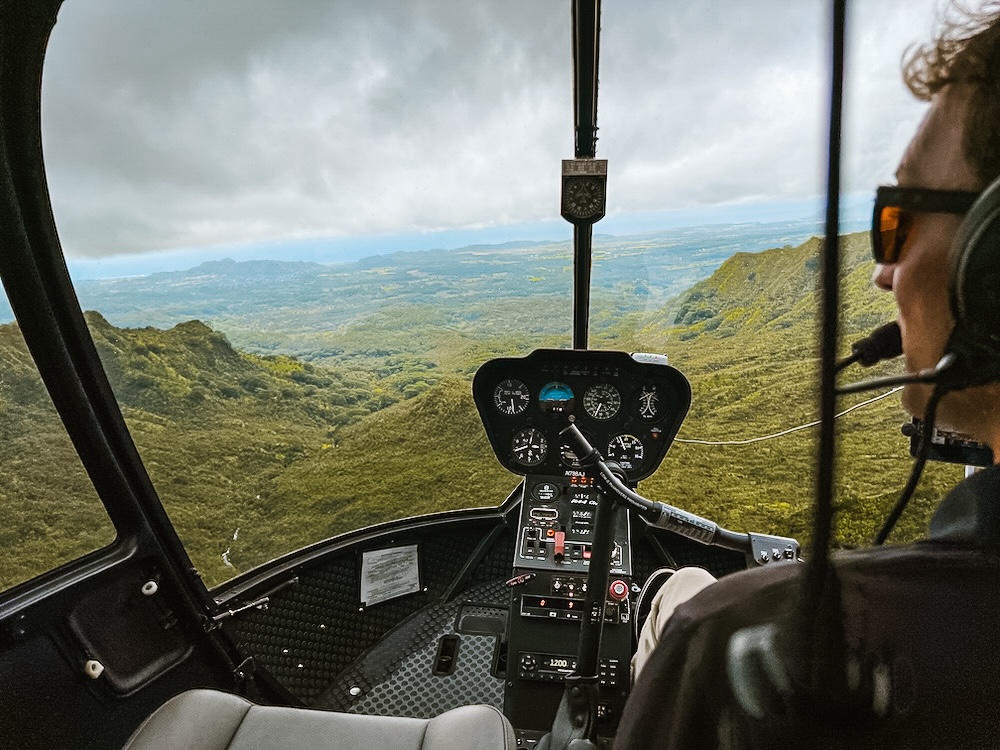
left=947, top=175, right=1000, bottom=388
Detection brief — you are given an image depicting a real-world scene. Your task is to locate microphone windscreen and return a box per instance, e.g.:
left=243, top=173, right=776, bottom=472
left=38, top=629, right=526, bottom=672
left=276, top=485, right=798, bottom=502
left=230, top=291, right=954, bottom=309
left=852, top=321, right=902, bottom=366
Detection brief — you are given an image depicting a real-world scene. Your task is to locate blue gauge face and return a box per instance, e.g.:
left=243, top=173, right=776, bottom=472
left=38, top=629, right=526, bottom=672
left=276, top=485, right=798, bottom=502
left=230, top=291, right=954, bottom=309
left=538, top=381, right=574, bottom=414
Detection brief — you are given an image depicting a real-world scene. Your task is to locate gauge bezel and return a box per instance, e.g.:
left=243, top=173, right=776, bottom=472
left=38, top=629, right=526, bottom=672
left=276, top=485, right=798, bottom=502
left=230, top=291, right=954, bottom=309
left=511, top=427, right=548, bottom=467
left=538, top=381, right=575, bottom=414
left=634, top=383, right=666, bottom=422
left=582, top=383, right=621, bottom=421
left=493, top=378, right=531, bottom=416
left=606, top=433, right=645, bottom=472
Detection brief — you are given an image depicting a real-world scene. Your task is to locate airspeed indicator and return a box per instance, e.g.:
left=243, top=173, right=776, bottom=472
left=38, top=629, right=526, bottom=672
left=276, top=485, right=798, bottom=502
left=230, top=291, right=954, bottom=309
left=494, top=379, right=530, bottom=416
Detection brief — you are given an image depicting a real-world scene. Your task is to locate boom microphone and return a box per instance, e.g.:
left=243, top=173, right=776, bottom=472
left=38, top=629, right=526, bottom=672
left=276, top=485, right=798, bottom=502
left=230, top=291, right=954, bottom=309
left=834, top=321, right=902, bottom=372
left=835, top=321, right=960, bottom=395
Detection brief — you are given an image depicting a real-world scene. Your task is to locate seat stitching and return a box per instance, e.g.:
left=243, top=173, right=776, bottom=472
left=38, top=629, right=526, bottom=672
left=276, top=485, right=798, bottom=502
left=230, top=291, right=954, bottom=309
left=223, top=700, right=255, bottom=749
left=486, top=705, right=512, bottom=750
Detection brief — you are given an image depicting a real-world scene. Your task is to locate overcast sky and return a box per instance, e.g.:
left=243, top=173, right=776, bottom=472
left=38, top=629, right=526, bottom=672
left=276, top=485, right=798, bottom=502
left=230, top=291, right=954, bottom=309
left=41, top=0, right=946, bottom=267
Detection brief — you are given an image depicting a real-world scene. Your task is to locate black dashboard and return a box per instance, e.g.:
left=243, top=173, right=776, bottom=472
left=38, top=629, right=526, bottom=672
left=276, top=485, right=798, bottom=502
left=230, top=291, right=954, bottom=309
left=473, top=348, right=691, bottom=483
left=473, top=348, right=693, bottom=739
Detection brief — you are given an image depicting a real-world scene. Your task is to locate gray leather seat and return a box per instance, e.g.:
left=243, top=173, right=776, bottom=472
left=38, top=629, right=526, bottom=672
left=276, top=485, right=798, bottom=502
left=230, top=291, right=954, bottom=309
left=124, top=689, right=515, bottom=750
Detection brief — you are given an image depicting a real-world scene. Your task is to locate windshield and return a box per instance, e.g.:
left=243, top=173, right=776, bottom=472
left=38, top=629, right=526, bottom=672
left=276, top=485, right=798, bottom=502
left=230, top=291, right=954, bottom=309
left=8, top=0, right=965, bottom=589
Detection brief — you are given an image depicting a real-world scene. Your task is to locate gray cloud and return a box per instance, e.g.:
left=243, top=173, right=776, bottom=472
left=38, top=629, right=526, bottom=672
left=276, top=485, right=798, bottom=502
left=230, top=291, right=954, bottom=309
left=42, top=0, right=943, bottom=257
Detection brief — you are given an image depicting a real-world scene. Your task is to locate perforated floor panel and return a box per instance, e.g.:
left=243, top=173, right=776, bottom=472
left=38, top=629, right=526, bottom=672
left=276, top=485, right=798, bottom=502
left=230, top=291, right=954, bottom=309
left=314, top=579, right=508, bottom=718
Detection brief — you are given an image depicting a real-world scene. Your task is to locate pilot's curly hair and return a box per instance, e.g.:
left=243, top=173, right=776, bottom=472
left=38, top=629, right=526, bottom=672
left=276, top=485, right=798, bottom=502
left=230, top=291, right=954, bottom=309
left=903, top=1, right=1000, bottom=186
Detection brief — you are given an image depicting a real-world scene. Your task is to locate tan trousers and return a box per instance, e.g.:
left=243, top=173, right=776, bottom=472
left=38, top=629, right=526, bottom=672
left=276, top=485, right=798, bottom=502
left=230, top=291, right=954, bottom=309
left=631, top=567, right=717, bottom=681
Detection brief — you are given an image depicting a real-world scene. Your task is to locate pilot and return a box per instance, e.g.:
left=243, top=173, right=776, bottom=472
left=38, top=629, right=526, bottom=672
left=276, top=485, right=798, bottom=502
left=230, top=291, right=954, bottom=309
left=618, top=4, right=1000, bottom=747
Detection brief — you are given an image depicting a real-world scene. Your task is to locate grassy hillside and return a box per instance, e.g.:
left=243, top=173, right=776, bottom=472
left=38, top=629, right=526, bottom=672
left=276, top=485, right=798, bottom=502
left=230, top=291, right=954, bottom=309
left=601, top=233, right=961, bottom=547
left=0, top=232, right=968, bottom=588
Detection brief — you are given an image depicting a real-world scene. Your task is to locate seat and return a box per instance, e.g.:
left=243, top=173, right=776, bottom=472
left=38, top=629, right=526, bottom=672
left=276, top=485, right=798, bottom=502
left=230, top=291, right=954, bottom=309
left=124, top=689, right=515, bottom=750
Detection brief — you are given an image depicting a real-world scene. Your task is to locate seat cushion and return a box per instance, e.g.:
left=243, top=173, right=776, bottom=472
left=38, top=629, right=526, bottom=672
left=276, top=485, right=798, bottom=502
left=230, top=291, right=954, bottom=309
left=124, top=689, right=514, bottom=750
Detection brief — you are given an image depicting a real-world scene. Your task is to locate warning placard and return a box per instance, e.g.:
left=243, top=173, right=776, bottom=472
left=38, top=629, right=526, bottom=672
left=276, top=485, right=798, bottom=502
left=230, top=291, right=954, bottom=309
left=360, top=545, right=420, bottom=606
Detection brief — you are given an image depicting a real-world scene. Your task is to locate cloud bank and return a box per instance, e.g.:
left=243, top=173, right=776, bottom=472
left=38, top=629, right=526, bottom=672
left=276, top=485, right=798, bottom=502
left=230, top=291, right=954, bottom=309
left=42, top=0, right=944, bottom=258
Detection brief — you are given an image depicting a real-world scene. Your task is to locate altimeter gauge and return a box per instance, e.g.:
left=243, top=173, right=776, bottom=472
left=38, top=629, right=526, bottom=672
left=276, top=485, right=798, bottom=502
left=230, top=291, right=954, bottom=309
left=494, top=379, right=530, bottom=416
left=511, top=427, right=548, bottom=467
left=583, top=383, right=621, bottom=421
left=606, top=434, right=645, bottom=472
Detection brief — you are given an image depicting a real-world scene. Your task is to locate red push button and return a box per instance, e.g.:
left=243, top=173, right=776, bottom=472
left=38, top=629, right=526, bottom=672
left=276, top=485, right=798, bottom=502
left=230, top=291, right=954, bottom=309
left=608, top=579, right=629, bottom=601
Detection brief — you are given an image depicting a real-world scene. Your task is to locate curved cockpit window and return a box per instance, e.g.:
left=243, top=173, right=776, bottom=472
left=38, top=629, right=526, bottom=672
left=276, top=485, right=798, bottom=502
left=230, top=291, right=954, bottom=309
left=0, top=292, right=115, bottom=589
left=32, top=1, right=966, bottom=589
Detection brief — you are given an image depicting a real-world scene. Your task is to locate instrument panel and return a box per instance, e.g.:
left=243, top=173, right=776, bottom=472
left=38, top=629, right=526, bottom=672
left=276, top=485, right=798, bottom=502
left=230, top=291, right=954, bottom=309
left=473, top=349, right=691, bottom=482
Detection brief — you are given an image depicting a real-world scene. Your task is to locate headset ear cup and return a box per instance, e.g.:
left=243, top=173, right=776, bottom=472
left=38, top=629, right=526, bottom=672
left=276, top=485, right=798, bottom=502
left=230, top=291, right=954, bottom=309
left=951, top=176, right=1000, bottom=349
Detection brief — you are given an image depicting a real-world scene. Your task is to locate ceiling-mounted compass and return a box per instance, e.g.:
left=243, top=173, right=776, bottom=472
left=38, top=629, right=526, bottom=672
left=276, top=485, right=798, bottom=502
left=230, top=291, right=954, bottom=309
left=561, top=159, right=607, bottom=223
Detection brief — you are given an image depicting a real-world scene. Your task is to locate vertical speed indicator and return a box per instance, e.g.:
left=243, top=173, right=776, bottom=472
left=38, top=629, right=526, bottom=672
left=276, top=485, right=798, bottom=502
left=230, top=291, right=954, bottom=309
left=494, top=379, right=530, bottom=416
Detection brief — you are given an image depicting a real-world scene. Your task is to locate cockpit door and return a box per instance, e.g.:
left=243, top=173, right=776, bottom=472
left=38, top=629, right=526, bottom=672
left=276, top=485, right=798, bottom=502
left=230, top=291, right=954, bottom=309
left=0, top=3, right=237, bottom=747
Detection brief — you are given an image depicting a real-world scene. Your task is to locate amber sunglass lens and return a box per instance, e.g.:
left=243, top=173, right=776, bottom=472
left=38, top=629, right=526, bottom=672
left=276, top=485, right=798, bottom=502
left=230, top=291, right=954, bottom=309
left=878, top=205, right=904, bottom=263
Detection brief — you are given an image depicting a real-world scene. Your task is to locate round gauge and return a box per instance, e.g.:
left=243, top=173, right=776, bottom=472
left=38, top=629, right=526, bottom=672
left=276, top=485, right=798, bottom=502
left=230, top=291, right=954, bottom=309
left=511, top=427, right=548, bottom=467
left=583, top=383, right=621, bottom=421
left=606, top=434, right=645, bottom=472
left=538, top=381, right=574, bottom=414
left=636, top=384, right=664, bottom=421
left=563, top=177, right=605, bottom=220
left=494, top=379, right=530, bottom=416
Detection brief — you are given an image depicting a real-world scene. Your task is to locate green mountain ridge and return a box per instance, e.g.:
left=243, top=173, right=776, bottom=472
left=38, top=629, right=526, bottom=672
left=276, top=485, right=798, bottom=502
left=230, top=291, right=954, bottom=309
left=0, top=232, right=962, bottom=588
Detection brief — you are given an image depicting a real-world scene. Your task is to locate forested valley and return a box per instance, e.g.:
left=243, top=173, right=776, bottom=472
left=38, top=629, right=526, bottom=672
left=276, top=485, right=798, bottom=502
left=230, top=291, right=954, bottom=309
left=0, top=230, right=964, bottom=588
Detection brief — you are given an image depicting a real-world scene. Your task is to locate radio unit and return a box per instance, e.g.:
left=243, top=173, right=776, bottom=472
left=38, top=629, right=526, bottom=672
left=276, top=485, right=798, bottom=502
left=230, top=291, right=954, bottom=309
left=517, top=651, right=624, bottom=687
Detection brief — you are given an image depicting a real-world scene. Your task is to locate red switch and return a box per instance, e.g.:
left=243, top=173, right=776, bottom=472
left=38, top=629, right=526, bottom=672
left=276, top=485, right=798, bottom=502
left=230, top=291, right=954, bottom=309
left=553, top=531, right=566, bottom=562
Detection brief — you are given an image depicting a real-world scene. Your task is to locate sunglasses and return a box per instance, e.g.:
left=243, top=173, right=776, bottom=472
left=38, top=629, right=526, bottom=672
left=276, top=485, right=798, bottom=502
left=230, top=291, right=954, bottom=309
left=872, top=185, right=980, bottom=264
